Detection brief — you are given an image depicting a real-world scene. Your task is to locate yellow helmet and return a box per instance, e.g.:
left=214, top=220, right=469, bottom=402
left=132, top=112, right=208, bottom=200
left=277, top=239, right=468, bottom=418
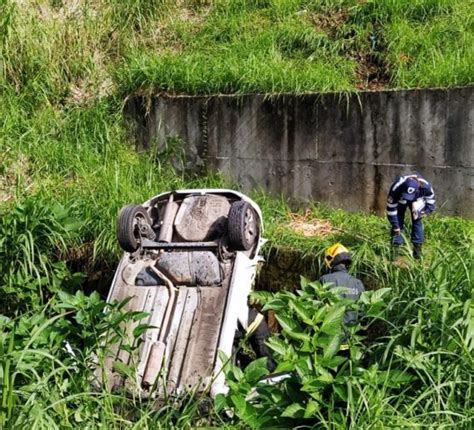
left=324, top=243, right=352, bottom=268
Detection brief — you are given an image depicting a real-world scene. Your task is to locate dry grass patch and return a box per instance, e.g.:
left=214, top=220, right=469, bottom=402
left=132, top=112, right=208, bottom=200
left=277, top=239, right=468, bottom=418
left=286, top=210, right=333, bottom=237
left=0, top=153, right=32, bottom=203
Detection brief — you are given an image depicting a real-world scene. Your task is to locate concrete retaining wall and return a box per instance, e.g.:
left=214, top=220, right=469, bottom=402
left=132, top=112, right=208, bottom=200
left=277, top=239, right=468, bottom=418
left=125, top=87, right=474, bottom=217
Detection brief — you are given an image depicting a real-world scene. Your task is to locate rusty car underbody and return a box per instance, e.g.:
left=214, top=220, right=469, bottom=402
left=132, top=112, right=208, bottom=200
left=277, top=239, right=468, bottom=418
left=100, top=189, right=264, bottom=398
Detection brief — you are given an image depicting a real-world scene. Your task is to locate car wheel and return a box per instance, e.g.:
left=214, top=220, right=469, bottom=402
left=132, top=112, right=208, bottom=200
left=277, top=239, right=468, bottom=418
left=117, top=205, right=153, bottom=252
left=228, top=201, right=259, bottom=251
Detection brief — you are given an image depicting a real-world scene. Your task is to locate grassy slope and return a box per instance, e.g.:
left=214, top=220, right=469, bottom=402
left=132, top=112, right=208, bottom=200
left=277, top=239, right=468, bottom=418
left=1, top=0, right=473, bottom=99
left=0, top=0, right=473, bottom=428
left=119, top=0, right=474, bottom=94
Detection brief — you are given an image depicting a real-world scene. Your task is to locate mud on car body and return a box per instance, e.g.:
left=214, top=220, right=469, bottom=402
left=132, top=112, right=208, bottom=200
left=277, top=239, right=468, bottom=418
left=100, top=189, right=265, bottom=398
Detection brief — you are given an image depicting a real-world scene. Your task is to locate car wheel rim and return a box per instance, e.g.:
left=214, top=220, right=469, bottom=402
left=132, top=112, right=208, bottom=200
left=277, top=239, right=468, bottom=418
left=244, top=208, right=256, bottom=245
left=134, top=213, right=148, bottom=239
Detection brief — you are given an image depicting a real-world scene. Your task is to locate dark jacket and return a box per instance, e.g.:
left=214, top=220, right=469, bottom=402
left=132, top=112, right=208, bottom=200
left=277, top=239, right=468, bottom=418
left=386, top=173, right=436, bottom=230
left=319, top=264, right=365, bottom=328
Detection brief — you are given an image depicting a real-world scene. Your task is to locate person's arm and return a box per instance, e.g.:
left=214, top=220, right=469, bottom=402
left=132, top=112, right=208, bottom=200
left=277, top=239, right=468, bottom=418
left=423, top=183, right=436, bottom=215
left=386, top=187, right=400, bottom=231
left=319, top=274, right=328, bottom=284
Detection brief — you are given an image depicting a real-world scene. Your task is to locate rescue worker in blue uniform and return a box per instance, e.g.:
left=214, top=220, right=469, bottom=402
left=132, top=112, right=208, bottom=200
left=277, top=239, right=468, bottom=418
left=320, top=243, right=365, bottom=354
left=386, top=173, right=436, bottom=259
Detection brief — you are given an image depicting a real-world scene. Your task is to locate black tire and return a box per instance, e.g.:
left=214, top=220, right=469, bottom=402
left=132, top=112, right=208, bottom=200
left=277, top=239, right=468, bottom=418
left=228, top=201, right=259, bottom=251
left=117, top=205, right=152, bottom=252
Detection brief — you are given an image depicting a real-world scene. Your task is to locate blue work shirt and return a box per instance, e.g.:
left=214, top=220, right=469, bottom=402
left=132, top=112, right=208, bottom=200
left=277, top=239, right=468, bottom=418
left=386, top=174, right=436, bottom=230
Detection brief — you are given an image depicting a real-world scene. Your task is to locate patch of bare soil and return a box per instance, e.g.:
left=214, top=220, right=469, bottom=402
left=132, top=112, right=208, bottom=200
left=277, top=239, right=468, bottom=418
left=267, top=310, right=280, bottom=333
left=308, top=8, right=391, bottom=91
left=355, top=52, right=390, bottom=90
left=392, top=256, right=412, bottom=269
left=308, top=8, right=349, bottom=35
left=0, top=152, right=33, bottom=203
left=59, top=241, right=95, bottom=268
left=287, top=210, right=333, bottom=237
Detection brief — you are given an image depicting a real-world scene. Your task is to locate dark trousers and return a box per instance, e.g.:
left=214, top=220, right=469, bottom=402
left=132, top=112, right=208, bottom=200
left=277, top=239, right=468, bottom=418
left=235, top=309, right=276, bottom=372
left=392, top=204, right=424, bottom=245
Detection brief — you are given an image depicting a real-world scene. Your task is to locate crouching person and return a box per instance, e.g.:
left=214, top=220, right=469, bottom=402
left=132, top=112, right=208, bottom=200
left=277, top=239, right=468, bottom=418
left=234, top=307, right=277, bottom=372
left=386, top=173, right=436, bottom=259
left=320, top=243, right=365, bottom=354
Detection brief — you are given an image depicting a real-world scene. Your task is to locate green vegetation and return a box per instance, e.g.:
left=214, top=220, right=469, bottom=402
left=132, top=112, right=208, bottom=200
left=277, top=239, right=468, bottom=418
left=223, top=237, right=473, bottom=428
left=119, top=0, right=474, bottom=94
left=0, top=0, right=473, bottom=428
left=2, top=188, right=472, bottom=427
left=1, top=0, right=473, bottom=98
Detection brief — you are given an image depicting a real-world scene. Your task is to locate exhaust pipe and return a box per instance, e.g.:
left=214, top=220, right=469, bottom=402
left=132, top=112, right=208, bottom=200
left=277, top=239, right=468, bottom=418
left=158, top=195, right=179, bottom=243
left=141, top=266, right=177, bottom=389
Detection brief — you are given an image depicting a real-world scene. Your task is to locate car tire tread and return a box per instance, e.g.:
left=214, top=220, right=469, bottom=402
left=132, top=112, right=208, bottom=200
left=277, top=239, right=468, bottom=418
left=228, top=201, right=258, bottom=251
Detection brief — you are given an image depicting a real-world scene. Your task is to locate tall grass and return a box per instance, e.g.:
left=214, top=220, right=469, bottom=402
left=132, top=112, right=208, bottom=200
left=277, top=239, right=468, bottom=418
left=1, top=1, right=471, bottom=99
left=116, top=0, right=473, bottom=94
left=0, top=0, right=472, bottom=427
left=0, top=292, right=228, bottom=428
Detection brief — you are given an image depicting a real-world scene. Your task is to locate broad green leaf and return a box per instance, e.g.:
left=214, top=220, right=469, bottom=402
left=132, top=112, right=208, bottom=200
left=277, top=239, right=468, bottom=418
left=314, top=306, right=327, bottom=324
left=230, top=393, right=246, bottom=412
left=275, top=361, right=294, bottom=373
left=250, top=291, right=273, bottom=304
left=276, top=315, right=310, bottom=342
left=262, top=298, right=287, bottom=311
left=231, top=394, right=259, bottom=429
left=133, top=324, right=155, bottom=338
left=244, top=357, right=269, bottom=384
left=371, top=288, right=392, bottom=302
left=323, top=334, right=342, bottom=360
left=232, top=365, right=244, bottom=382
left=301, top=374, right=334, bottom=392
left=214, top=393, right=227, bottom=412
left=130, top=311, right=150, bottom=321
left=334, top=385, right=348, bottom=402
left=300, top=276, right=310, bottom=289
left=320, top=355, right=347, bottom=368
left=304, top=400, right=320, bottom=418
left=360, top=288, right=391, bottom=305
left=281, top=402, right=305, bottom=418
left=290, top=300, right=314, bottom=326
left=320, top=306, right=345, bottom=335
left=267, top=337, right=288, bottom=356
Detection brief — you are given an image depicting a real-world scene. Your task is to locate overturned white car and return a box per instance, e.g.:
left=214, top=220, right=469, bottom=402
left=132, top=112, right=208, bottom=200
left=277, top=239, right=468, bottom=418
left=102, top=189, right=265, bottom=398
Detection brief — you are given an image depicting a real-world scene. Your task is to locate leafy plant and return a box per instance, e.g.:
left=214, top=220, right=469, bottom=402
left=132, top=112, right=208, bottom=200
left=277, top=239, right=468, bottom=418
left=0, top=196, right=83, bottom=313
left=219, top=279, right=393, bottom=428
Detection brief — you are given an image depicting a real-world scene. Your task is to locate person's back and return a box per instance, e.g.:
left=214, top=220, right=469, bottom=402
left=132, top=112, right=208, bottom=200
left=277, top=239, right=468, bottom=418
left=320, top=243, right=365, bottom=343
left=320, top=263, right=365, bottom=327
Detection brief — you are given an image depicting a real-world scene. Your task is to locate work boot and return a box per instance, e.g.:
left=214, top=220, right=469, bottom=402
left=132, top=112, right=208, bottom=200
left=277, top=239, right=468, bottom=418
left=413, top=243, right=422, bottom=260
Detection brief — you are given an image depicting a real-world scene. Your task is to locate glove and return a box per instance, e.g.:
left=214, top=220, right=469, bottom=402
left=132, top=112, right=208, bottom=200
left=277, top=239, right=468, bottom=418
left=391, top=228, right=403, bottom=246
